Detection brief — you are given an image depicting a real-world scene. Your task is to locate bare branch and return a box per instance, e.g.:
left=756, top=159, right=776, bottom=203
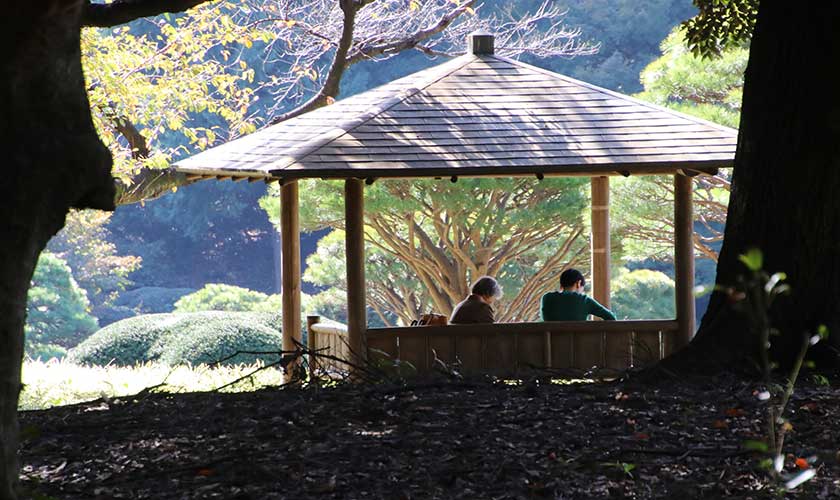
left=345, top=0, right=477, bottom=65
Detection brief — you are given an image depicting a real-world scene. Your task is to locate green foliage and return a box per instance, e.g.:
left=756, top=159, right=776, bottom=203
left=636, top=27, right=747, bottom=128
left=69, top=312, right=283, bottom=366
left=615, top=25, right=742, bottom=268
left=304, top=287, right=349, bottom=324
left=26, top=253, right=99, bottom=355
left=174, top=283, right=281, bottom=313
left=738, top=247, right=764, bottom=272
left=301, top=232, right=403, bottom=327
left=47, top=210, right=142, bottom=307
left=82, top=10, right=260, bottom=183
left=610, top=269, right=675, bottom=320
left=613, top=174, right=729, bottom=263
left=163, top=318, right=283, bottom=366
left=682, top=0, right=758, bottom=58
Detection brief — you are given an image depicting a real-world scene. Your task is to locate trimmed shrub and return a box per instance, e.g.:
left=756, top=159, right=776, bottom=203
left=161, top=320, right=283, bottom=366
left=69, top=311, right=283, bottom=366
left=114, top=287, right=195, bottom=314
left=174, top=284, right=281, bottom=313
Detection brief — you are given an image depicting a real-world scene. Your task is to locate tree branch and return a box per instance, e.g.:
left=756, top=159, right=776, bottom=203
left=268, top=0, right=359, bottom=124
left=82, top=0, right=214, bottom=27
left=114, top=168, right=187, bottom=206
left=101, top=105, right=150, bottom=160
left=345, top=0, right=476, bottom=65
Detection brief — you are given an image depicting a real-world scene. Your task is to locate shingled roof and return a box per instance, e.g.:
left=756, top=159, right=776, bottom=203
left=174, top=35, right=737, bottom=181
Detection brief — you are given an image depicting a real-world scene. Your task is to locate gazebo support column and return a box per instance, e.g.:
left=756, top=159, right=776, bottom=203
left=280, top=181, right=302, bottom=374
left=674, top=173, right=696, bottom=350
left=345, top=178, right=367, bottom=368
left=590, top=176, right=610, bottom=306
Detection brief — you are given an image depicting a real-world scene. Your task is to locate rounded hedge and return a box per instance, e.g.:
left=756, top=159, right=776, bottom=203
left=69, top=311, right=283, bottom=366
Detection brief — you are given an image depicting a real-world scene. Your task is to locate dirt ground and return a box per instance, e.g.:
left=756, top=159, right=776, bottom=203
left=17, top=372, right=840, bottom=499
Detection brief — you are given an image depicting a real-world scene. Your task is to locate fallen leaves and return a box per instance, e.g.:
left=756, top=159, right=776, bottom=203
left=17, top=376, right=840, bottom=499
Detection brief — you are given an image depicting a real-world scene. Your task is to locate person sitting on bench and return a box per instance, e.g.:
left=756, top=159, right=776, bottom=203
left=540, top=268, right=616, bottom=321
left=450, top=276, right=502, bottom=324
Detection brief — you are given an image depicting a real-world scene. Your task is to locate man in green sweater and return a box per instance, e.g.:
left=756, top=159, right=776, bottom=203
left=541, top=268, right=616, bottom=321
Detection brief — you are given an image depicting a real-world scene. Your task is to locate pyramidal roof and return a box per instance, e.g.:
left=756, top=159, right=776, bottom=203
left=175, top=36, right=737, bottom=181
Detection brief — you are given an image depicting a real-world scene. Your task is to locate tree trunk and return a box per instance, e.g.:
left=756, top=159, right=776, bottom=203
left=672, top=3, right=840, bottom=373
left=1, top=2, right=114, bottom=497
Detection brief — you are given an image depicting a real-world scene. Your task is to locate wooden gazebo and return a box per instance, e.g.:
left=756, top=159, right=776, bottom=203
left=175, top=33, right=737, bottom=374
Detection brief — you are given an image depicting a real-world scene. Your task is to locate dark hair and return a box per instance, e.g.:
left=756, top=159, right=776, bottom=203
left=471, top=276, right=503, bottom=299
left=559, top=268, right=585, bottom=289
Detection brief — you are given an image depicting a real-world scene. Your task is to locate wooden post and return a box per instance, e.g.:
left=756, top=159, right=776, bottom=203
left=345, top=178, right=367, bottom=367
left=674, top=174, right=696, bottom=350
left=590, top=177, right=610, bottom=306
left=280, top=181, right=302, bottom=374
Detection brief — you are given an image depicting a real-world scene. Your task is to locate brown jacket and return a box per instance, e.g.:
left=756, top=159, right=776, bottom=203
left=449, top=294, right=495, bottom=324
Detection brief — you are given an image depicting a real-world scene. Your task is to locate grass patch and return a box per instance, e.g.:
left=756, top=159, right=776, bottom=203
left=19, top=359, right=284, bottom=411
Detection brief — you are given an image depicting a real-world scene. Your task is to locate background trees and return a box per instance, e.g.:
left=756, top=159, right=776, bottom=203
left=614, top=25, right=746, bottom=265
left=25, top=254, right=99, bottom=360
left=609, top=24, right=747, bottom=321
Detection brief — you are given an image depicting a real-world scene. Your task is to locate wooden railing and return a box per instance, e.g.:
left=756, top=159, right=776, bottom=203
left=307, top=317, right=678, bottom=376
left=367, top=320, right=678, bottom=375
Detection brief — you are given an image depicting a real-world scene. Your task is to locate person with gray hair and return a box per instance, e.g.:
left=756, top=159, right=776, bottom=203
left=449, top=276, right=503, bottom=324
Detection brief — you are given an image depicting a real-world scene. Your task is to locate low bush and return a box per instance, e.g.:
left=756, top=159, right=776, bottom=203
left=69, top=311, right=283, bottom=366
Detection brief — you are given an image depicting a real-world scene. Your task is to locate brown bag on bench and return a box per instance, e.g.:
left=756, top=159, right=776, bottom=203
left=411, top=313, right=448, bottom=326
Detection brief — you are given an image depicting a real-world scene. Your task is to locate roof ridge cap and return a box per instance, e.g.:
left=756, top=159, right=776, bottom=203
left=490, top=54, right=738, bottom=137
left=268, top=54, right=477, bottom=175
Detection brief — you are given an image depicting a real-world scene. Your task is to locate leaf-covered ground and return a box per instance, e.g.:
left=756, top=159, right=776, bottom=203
left=18, top=374, right=840, bottom=499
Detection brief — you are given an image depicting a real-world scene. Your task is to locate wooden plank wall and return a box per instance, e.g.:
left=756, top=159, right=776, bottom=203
left=366, top=321, right=678, bottom=375
left=308, top=319, right=678, bottom=376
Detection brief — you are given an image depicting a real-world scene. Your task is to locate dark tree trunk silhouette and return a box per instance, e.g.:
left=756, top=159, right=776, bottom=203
left=666, top=3, right=840, bottom=374
left=1, top=0, right=205, bottom=496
